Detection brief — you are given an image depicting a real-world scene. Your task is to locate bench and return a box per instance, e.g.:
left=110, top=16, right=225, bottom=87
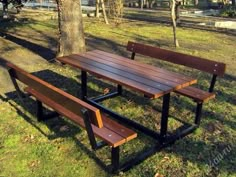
left=127, top=41, right=226, bottom=126
left=6, top=61, right=137, bottom=173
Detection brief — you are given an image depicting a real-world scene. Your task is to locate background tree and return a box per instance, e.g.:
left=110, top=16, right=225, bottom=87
left=95, top=0, right=109, bottom=24
left=1, top=0, right=24, bottom=18
left=108, top=0, right=123, bottom=23
left=56, top=0, right=86, bottom=56
left=170, top=0, right=181, bottom=47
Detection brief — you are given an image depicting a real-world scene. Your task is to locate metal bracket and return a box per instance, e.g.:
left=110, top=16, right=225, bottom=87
left=81, top=108, right=106, bottom=150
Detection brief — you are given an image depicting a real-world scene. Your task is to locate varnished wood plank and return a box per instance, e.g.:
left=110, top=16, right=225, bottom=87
left=127, top=41, right=226, bottom=76
left=102, top=114, right=137, bottom=142
left=73, top=52, right=197, bottom=89
left=175, top=86, right=215, bottom=103
left=68, top=54, right=173, bottom=92
left=57, top=56, right=166, bottom=98
left=87, top=50, right=194, bottom=82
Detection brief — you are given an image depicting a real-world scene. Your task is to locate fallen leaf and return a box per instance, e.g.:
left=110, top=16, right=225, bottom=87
left=154, top=172, right=164, bottom=177
left=103, top=88, right=110, bottom=95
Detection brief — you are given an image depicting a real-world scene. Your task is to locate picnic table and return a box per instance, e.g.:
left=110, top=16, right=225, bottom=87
left=56, top=50, right=197, bottom=144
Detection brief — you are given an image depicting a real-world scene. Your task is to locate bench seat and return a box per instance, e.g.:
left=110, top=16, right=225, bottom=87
left=5, top=60, right=137, bottom=172
left=25, top=87, right=137, bottom=148
left=175, top=86, right=216, bottom=103
left=127, top=41, right=226, bottom=126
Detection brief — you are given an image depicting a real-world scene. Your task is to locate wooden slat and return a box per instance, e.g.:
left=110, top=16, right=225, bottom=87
left=68, top=54, right=172, bottom=92
left=74, top=52, right=197, bottom=89
left=175, top=86, right=215, bottom=103
left=127, top=41, right=226, bottom=76
left=102, top=114, right=137, bottom=142
left=6, top=62, right=103, bottom=128
left=57, top=56, right=166, bottom=98
left=88, top=50, right=193, bottom=81
left=25, top=87, right=136, bottom=147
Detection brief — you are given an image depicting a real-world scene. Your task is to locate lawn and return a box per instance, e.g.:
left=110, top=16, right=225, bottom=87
left=0, top=9, right=236, bottom=177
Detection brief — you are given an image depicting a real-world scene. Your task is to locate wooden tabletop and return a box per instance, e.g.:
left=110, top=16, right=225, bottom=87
left=57, top=50, right=197, bottom=98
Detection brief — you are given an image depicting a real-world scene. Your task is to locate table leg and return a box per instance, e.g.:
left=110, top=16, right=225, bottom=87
left=81, top=70, right=87, bottom=100
left=160, top=93, right=170, bottom=143
left=117, top=85, right=122, bottom=95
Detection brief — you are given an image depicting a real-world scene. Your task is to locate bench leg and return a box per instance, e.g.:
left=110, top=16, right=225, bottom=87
left=36, top=100, right=43, bottom=121
left=81, top=108, right=98, bottom=150
left=111, top=146, right=120, bottom=173
left=36, top=100, right=59, bottom=121
left=117, top=85, right=122, bottom=95
left=194, top=103, right=203, bottom=126
left=8, top=70, right=25, bottom=99
left=81, top=71, right=87, bottom=100
left=160, top=93, right=170, bottom=143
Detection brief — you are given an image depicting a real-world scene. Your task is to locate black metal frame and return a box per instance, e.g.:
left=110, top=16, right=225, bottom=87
left=194, top=103, right=203, bottom=126
left=8, top=68, right=25, bottom=99
left=80, top=70, right=193, bottom=145
left=81, top=107, right=121, bottom=172
left=80, top=108, right=107, bottom=150
left=209, top=74, right=217, bottom=93
left=193, top=74, right=217, bottom=126
left=129, top=51, right=220, bottom=128
left=8, top=68, right=59, bottom=122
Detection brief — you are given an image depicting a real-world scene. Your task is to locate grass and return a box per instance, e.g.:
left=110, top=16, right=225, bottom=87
left=0, top=9, right=236, bottom=177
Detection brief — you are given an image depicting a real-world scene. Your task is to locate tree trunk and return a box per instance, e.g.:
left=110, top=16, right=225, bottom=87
left=56, top=0, right=86, bottom=57
left=109, top=0, right=123, bottom=23
left=100, top=0, right=109, bottom=24
left=171, top=0, right=179, bottom=47
left=96, top=0, right=100, bottom=17
left=140, top=0, right=143, bottom=10
left=194, top=0, right=198, bottom=6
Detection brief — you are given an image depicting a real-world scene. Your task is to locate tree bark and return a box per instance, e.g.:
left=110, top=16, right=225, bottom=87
left=171, top=0, right=179, bottom=47
left=56, top=0, right=86, bottom=57
left=100, top=0, right=109, bottom=24
left=96, top=0, right=100, bottom=17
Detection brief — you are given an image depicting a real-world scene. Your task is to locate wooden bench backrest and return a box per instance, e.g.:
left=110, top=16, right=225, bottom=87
left=6, top=62, right=103, bottom=128
left=127, top=41, right=226, bottom=77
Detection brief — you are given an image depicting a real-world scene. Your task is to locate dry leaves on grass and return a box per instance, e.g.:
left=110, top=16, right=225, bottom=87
left=154, top=172, right=164, bottom=177
left=103, top=88, right=110, bottom=95
left=59, top=125, right=69, bottom=132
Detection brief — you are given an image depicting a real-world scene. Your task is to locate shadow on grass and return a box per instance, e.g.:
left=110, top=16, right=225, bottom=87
left=86, top=34, right=128, bottom=57
left=0, top=31, right=56, bottom=61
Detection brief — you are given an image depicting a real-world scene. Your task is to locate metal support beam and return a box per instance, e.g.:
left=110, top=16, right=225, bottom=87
left=131, top=52, right=135, bottom=60
left=81, top=108, right=98, bottom=150
left=194, top=103, right=203, bottom=126
left=91, top=92, right=120, bottom=102
left=166, top=124, right=198, bottom=144
left=111, top=146, right=120, bottom=173
left=117, top=84, right=122, bottom=95
left=209, top=74, right=217, bottom=93
left=36, top=100, right=43, bottom=121
left=81, top=71, right=87, bottom=100
left=86, top=98, right=161, bottom=140
left=160, top=93, right=170, bottom=143
left=81, top=108, right=107, bottom=150
left=8, top=69, right=25, bottom=99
